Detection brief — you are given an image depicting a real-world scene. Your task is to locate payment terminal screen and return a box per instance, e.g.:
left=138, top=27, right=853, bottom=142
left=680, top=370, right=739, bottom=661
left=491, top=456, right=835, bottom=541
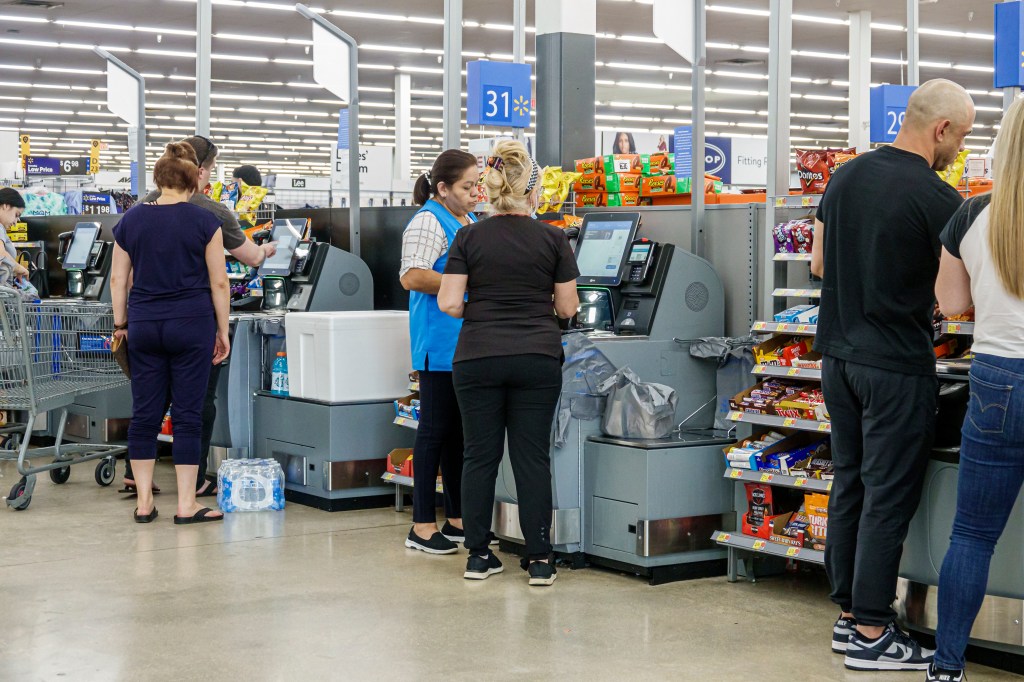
left=63, top=224, right=100, bottom=270
left=259, top=234, right=297, bottom=276
left=575, top=220, right=635, bottom=280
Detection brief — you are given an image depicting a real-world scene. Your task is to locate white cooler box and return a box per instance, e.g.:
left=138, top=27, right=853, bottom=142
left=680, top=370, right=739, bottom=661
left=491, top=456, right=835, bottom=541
left=285, top=311, right=411, bottom=402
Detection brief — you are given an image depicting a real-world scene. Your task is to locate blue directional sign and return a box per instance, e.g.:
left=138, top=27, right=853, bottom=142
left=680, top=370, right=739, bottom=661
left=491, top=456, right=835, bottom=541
left=467, top=61, right=532, bottom=128
left=995, top=1, right=1024, bottom=88
left=870, top=85, right=917, bottom=144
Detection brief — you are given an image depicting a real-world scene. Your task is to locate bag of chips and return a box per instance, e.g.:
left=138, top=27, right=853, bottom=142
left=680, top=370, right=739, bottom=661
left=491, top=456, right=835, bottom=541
left=938, top=149, right=970, bottom=188
left=804, top=492, right=829, bottom=550
left=796, top=149, right=831, bottom=194
left=235, top=183, right=269, bottom=224
left=205, top=181, right=223, bottom=202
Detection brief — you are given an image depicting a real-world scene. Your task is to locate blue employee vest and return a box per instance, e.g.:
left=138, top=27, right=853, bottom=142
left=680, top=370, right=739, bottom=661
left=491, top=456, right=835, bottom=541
left=408, top=200, right=474, bottom=372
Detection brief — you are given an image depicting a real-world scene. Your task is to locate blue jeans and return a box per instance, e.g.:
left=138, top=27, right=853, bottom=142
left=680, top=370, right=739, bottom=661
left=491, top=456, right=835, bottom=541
left=935, top=354, right=1024, bottom=670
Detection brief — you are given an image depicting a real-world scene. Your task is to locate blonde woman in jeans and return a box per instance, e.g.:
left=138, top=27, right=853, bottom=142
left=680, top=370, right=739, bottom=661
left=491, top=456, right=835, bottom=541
left=931, top=96, right=1024, bottom=682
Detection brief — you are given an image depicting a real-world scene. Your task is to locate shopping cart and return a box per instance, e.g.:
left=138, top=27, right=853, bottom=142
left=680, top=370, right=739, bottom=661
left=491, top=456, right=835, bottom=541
left=0, top=287, right=128, bottom=510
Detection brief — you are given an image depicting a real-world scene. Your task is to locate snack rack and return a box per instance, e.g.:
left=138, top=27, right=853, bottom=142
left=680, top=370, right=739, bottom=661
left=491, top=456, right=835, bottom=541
left=762, top=194, right=822, bottom=318
left=382, top=371, right=445, bottom=512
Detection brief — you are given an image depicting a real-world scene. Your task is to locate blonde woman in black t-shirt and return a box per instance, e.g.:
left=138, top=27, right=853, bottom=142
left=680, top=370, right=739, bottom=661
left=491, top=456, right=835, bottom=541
left=438, top=141, right=579, bottom=586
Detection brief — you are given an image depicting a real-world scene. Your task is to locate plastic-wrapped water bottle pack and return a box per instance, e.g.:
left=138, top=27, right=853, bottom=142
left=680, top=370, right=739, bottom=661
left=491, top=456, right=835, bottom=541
left=217, top=458, right=286, bottom=513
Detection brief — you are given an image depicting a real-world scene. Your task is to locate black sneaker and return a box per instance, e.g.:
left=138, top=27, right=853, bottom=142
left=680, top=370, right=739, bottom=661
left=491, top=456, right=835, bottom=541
left=404, top=528, right=458, bottom=555
left=527, top=561, right=557, bottom=586
left=464, top=553, right=503, bottom=580
left=441, top=521, right=465, bottom=543
left=833, top=614, right=857, bottom=653
left=926, top=664, right=966, bottom=681
left=845, top=622, right=934, bottom=671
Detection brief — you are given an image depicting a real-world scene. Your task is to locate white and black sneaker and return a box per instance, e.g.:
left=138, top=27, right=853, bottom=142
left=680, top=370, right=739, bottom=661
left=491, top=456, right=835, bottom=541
left=845, top=622, right=934, bottom=671
left=926, top=664, right=966, bottom=681
left=833, top=614, right=857, bottom=653
left=440, top=521, right=465, bottom=543
left=527, top=561, right=557, bottom=586
left=464, top=553, right=504, bottom=580
left=404, top=528, right=458, bottom=555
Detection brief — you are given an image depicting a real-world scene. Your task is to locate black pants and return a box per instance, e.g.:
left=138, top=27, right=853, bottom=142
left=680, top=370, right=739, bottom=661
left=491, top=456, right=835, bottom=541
left=822, top=355, right=937, bottom=626
left=412, top=368, right=464, bottom=524
left=454, top=354, right=561, bottom=559
left=125, top=361, right=223, bottom=489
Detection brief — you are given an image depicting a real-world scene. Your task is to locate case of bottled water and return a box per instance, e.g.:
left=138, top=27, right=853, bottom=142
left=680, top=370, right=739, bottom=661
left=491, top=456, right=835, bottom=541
left=217, top=458, right=286, bottom=512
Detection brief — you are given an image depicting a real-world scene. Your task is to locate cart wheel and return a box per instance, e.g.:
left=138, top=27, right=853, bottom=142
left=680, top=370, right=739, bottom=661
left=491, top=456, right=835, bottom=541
left=95, top=458, right=115, bottom=487
left=49, top=466, right=71, bottom=484
left=7, top=477, right=30, bottom=510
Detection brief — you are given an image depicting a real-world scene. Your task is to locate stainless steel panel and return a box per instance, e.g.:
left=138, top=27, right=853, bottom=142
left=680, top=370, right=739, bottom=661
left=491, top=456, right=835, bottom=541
left=269, top=450, right=307, bottom=486
left=64, top=412, right=90, bottom=439
left=104, top=418, right=129, bottom=443
left=492, top=501, right=581, bottom=545
left=209, top=447, right=249, bottom=477
left=896, top=578, right=1024, bottom=650
left=636, top=513, right=733, bottom=557
left=324, top=458, right=387, bottom=491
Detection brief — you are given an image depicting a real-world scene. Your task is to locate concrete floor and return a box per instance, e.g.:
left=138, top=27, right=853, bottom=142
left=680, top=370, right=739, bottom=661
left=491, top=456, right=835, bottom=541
left=1, top=459, right=1021, bottom=682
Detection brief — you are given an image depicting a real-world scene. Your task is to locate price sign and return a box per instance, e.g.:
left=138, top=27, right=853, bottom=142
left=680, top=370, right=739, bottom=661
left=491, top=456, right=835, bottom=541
left=760, top=473, right=773, bottom=483
left=89, top=139, right=101, bottom=174
left=728, top=411, right=742, bottom=421
left=467, top=61, right=532, bottom=128
left=786, top=547, right=800, bottom=557
left=827, top=481, right=833, bottom=492
left=716, top=532, right=730, bottom=542
left=753, top=322, right=766, bottom=331
left=782, top=418, right=796, bottom=427
left=25, top=156, right=91, bottom=176
left=775, top=197, right=786, bottom=207
left=787, top=368, right=799, bottom=377
left=818, top=422, right=831, bottom=433
left=801, top=196, right=812, bottom=207
left=796, top=325, right=807, bottom=333
left=752, top=540, right=766, bottom=551
left=729, top=469, right=743, bottom=479
left=870, top=85, right=916, bottom=143
left=947, top=323, right=962, bottom=333
left=794, top=478, right=807, bottom=487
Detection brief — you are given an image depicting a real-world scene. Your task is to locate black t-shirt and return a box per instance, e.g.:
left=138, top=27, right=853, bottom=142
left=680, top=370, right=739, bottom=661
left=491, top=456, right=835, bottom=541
left=813, top=145, right=963, bottom=375
left=939, top=193, right=991, bottom=259
left=444, top=214, right=580, bottom=363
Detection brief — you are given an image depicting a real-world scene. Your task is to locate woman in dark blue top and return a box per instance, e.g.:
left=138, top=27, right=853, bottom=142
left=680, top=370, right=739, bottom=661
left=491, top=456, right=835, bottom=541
left=111, top=142, right=231, bottom=525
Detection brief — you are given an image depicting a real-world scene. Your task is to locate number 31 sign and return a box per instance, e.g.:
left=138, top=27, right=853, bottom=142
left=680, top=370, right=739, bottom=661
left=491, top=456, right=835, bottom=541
left=467, top=61, right=532, bottom=128
left=870, top=85, right=917, bottom=144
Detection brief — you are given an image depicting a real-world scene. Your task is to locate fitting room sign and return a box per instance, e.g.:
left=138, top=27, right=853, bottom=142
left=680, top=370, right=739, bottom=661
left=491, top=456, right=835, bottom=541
left=331, top=146, right=395, bottom=192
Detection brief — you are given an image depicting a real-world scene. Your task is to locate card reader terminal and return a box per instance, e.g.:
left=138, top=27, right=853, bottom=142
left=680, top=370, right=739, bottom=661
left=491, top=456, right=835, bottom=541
left=626, top=239, right=656, bottom=284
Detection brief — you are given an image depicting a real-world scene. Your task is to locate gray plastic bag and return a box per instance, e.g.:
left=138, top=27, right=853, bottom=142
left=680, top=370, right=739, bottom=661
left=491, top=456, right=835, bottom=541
left=689, top=336, right=757, bottom=430
left=553, top=332, right=619, bottom=447
left=597, top=367, right=678, bottom=439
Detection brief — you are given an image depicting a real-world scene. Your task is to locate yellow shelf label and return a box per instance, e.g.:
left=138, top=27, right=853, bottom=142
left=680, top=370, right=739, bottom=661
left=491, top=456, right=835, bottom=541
left=752, top=540, right=766, bottom=551
left=794, top=478, right=807, bottom=487
left=818, top=422, right=831, bottom=432
left=801, top=197, right=813, bottom=207
left=782, top=418, right=796, bottom=427
left=948, top=323, right=961, bottom=333
left=728, top=411, right=742, bottom=420
left=753, top=322, right=767, bottom=330
left=754, top=365, right=765, bottom=372
left=787, top=368, right=799, bottom=376
left=786, top=547, right=800, bottom=557
left=796, top=325, right=807, bottom=332
left=827, top=481, right=833, bottom=492
left=729, top=469, right=743, bottom=479
left=716, top=532, right=731, bottom=542
left=760, top=472, right=773, bottom=483
left=775, top=197, right=786, bottom=207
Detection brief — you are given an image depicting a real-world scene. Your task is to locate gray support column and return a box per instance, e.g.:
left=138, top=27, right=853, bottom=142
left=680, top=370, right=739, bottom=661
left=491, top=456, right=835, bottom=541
left=196, top=0, right=212, bottom=136
left=535, top=0, right=596, bottom=168
left=513, top=0, right=527, bottom=142
left=906, top=0, right=919, bottom=86
left=443, top=0, right=463, bottom=150
left=394, top=73, right=411, bottom=182
left=690, top=0, right=707, bottom=258
left=763, top=0, right=792, bottom=318
left=848, top=10, right=871, bottom=152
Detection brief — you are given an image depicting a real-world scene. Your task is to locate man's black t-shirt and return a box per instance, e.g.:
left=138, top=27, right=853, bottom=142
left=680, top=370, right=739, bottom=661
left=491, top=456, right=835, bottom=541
left=813, top=145, right=963, bottom=375
left=444, top=214, right=580, bottom=363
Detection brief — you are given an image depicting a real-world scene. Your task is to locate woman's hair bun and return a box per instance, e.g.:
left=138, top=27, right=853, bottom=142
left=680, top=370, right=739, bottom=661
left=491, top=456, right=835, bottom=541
left=165, top=142, right=198, bottom=165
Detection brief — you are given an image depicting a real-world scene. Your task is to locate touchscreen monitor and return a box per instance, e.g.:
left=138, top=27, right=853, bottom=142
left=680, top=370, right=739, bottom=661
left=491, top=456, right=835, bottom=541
left=573, top=212, right=641, bottom=286
left=272, top=218, right=308, bottom=241
left=258, top=233, right=298, bottom=277
left=63, top=222, right=101, bottom=270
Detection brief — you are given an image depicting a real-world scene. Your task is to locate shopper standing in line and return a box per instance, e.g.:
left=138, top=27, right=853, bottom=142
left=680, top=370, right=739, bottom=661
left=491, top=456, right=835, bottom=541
left=121, top=135, right=276, bottom=498
left=929, top=97, right=1024, bottom=682
left=810, top=78, right=975, bottom=671
left=110, top=142, right=231, bottom=525
left=0, top=188, right=29, bottom=286
left=439, top=141, right=579, bottom=586
left=398, top=149, right=480, bottom=554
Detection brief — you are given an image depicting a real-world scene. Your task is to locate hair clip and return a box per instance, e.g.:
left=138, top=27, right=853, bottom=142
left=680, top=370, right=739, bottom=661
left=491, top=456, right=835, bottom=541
left=486, top=156, right=504, bottom=171
left=423, top=170, right=432, bottom=183
left=524, top=159, right=540, bottom=195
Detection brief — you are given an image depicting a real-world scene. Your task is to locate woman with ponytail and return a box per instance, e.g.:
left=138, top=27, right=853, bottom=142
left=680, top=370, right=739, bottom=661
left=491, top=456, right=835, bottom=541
left=399, top=149, right=480, bottom=554
left=110, top=142, right=230, bottom=526
left=931, top=95, right=1024, bottom=682
left=438, top=140, right=579, bottom=586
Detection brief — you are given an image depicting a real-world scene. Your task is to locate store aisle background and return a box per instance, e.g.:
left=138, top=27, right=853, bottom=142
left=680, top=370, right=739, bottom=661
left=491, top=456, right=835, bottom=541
left=0, top=459, right=1018, bottom=682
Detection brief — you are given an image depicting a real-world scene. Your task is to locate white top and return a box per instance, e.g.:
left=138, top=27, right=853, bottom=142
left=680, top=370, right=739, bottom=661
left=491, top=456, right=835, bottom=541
left=399, top=211, right=447, bottom=279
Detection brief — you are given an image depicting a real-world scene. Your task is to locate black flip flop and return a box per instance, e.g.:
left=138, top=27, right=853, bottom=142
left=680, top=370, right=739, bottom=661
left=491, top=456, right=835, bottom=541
left=119, top=483, right=162, bottom=496
left=196, top=483, right=218, bottom=498
left=134, top=507, right=158, bottom=523
left=174, top=507, right=223, bottom=525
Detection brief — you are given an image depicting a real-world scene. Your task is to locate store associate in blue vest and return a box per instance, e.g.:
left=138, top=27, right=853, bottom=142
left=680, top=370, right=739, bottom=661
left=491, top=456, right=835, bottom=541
left=399, top=150, right=481, bottom=554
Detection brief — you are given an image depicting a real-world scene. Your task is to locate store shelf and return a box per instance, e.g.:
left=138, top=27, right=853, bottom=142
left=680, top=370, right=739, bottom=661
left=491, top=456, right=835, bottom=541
left=13, top=241, right=44, bottom=249
left=773, top=253, right=812, bottom=262
left=941, top=321, right=975, bottom=336
left=381, top=472, right=443, bottom=493
left=752, top=364, right=821, bottom=381
left=773, top=288, right=821, bottom=298
left=727, top=410, right=831, bottom=433
left=751, top=321, right=817, bottom=335
left=227, top=273, right=250, bottom=281
left=770, top=194, right=822, bottom=209
left=157, top=434, right=173, bottom=443
left=725, top=468, right=832, bottom=492
left=394, top=416, right=419, bottom=430
left=712, top=531, right=824, bottom=565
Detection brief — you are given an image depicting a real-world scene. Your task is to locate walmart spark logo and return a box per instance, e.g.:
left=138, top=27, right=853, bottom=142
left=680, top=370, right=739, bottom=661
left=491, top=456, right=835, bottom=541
left=514, top=95, right=530, bottom=116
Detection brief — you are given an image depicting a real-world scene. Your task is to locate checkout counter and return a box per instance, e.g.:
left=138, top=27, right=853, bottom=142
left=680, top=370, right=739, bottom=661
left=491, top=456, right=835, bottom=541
left=493, top=212, right=734, bottom=583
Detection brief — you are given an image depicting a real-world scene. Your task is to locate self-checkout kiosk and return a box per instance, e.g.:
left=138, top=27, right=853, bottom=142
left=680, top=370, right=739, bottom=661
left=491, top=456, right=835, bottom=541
left=492, top=212, right=734, bottom=582
left=213, top=219, right=408, bottom=510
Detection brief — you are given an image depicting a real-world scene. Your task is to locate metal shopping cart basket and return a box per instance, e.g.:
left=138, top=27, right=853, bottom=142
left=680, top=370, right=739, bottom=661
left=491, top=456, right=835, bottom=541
left=0, top=288, right=128, bottom=510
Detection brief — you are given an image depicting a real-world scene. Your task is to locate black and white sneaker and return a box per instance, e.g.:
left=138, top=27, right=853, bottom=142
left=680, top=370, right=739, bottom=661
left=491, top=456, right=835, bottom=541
left=404, top=528, right=458, bottom=555
left=464, top=553, right=503, bottom=580
left=527, top=561, right=557, bottom=586
left=441, top=521, right=465, bottom=543
left=845, top=622, right=934, bottom=671
left=926, top=664, right=966, bottom=681
left=833, top=614, right=857, bottom=653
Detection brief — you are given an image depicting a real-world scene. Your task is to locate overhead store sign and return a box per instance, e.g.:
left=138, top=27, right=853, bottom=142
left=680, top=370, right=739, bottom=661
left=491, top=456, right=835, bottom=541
left=331, top=146, right=394, bottom=192
left=674, top=127, right=768, bottom=185
left=25, top=156, right=91, bottom=176
left=869, top=85, right=916, bottom=144
left=312, top=22, right=351, bottom=103
left=995, top=1, right=1024, bottom=88
left=105, top=60, right=141, bottom=128
left=653, top=0, right=695, bottom=65
left=467, top=61, right=532, bottom=128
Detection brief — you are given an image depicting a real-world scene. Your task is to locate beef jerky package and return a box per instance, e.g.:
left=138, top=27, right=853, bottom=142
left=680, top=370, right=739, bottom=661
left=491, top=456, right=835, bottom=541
left=743, top=482, right=773, bottom=537
left=796, top=149, right=831, bottom=194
